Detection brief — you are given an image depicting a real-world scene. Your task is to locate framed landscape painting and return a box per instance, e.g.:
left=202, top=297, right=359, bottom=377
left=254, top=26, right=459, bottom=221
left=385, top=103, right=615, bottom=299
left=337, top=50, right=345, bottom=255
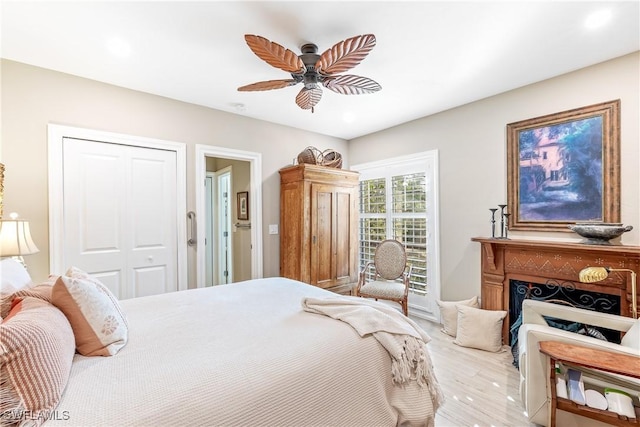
left=506, top=100, right=620, bottom=232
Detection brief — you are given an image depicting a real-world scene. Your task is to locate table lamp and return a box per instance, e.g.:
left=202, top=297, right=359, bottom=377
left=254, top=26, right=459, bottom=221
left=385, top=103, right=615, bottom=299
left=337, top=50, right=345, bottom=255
left=579, top=266, right=637, bottom=319
left=0, top=212, right=39, bottom=269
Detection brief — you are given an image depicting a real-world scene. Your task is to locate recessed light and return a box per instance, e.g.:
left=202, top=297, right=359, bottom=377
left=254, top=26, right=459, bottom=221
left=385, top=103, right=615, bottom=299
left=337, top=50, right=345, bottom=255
left=105, top=37, right=132, bottom=58
left=584, top=9, right=612, bottom=30
left=231, top=103, right=247, bottom=112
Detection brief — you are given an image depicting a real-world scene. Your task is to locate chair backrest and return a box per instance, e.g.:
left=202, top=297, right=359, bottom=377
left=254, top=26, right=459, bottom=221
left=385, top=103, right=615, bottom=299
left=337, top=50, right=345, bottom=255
left=374, top=239, right=407, bottom=280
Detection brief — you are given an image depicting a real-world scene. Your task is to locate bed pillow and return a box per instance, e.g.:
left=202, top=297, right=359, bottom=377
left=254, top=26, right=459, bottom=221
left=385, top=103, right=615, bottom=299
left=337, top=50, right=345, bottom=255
left=453, top=305, right=507, bottom=352
left=0, top=296, right=75, bottom=424
left=0, top=275, right=58, bottom=320
left=436, top=296, right=479, bottom=337
left=0, top=258, right=33, bottom=297
left=51, top=267, right=128, bottom=356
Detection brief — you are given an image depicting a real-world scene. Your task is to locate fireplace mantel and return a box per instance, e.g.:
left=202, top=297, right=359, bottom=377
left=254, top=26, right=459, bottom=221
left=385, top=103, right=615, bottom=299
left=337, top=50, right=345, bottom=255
left=471, top=237, right=640, bottom=342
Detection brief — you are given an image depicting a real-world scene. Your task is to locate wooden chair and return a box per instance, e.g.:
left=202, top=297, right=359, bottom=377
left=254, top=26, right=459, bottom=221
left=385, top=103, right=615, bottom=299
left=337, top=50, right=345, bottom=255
left=355, top=239, right=412, bottom=316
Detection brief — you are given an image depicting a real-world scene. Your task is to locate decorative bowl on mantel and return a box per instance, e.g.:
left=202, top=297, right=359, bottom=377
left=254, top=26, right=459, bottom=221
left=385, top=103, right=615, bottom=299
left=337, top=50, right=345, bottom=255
left=568, top=222, right=633, bottom=245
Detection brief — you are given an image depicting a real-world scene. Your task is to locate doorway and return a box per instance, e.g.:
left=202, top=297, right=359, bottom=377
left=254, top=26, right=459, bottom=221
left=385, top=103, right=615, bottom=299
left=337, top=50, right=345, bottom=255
left=205, top=167, right=233, bottom=286
left=194, top=145, right=263, bottom=288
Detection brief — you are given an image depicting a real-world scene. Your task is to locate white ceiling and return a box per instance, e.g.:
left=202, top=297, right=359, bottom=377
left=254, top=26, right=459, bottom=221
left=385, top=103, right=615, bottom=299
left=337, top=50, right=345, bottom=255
left=2, top=1, right=638, bottom=140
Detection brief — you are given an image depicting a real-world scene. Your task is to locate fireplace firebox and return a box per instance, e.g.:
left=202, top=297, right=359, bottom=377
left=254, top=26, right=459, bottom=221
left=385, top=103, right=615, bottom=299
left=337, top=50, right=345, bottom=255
left=509, top=279, right=621, bottom=344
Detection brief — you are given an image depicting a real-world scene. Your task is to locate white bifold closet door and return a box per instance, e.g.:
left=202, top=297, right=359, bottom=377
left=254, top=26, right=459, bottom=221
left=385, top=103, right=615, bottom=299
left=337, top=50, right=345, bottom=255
left=62, top=137, right=178, bottom=299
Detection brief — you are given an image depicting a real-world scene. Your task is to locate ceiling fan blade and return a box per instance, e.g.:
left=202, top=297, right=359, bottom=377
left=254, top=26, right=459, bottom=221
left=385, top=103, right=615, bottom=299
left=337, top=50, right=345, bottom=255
left=238, top=79, right=299, bottom=92
left=244, top=34, right=305, bottom=74
left=295, top=87, right=322, bottom=110
left=315, top=34, right=376, bottom=76
left=323, top=75, right=381, bottom=95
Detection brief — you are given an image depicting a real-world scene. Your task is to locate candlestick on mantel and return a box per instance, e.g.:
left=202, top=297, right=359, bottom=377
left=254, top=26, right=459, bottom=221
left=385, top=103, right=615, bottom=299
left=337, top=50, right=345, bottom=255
left=503, top=213, right=511, bottom=239
left=498, top=204, right=507, bottom=238
left=489, top=208, right=498, bottom=238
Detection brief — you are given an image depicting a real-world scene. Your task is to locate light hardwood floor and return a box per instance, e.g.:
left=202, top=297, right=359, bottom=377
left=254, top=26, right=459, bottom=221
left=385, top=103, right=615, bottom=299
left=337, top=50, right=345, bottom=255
left=411, top=317, right=538, bottom=427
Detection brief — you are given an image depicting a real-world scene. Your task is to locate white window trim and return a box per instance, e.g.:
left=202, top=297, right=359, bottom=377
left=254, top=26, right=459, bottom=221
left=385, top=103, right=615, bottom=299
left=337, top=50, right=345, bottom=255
left=352, top=150, right=441, bottom=322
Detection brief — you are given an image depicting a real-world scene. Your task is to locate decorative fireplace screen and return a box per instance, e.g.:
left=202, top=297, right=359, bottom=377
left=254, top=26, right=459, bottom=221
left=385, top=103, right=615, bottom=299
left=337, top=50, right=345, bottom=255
left=509, top=279, right=622, bottom=368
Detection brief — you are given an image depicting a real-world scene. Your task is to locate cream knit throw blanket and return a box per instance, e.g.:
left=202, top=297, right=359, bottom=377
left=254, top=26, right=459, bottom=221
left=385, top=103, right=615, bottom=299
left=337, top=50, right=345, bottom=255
left=302, top=296, right=444, bottom=412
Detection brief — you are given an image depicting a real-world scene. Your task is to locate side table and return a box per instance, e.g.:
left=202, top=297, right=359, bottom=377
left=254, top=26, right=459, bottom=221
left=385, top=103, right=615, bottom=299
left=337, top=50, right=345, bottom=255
left=539, top=340, right=640, bottom=427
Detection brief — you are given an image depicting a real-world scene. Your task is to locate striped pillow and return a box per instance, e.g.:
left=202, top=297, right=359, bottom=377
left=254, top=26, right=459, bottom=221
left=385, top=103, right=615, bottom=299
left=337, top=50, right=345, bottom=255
left=0, top=297, right=75, bottom=425
left=52, top=267, right=128, bottom=356
left=0, top=275, right=58, bottom=318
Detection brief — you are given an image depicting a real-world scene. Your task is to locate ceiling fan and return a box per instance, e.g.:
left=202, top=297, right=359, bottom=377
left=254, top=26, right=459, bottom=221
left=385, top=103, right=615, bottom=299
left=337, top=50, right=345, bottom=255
left=237, top=34, right=381, bottom=112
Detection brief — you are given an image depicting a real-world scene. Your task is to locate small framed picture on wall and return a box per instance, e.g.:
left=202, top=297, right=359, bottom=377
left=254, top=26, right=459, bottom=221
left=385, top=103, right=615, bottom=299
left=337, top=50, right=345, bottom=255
left=237, top=191, right=249, bottom=220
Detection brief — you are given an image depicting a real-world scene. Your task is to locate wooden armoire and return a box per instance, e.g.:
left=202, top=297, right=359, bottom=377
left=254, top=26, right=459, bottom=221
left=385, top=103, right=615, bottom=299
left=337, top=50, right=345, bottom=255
left=279, top=164, right=359, bottom=294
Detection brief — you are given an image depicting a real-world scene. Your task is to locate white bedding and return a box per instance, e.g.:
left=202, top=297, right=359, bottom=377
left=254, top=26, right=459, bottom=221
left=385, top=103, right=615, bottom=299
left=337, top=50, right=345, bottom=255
left=48, top=277, right=438, bottom=426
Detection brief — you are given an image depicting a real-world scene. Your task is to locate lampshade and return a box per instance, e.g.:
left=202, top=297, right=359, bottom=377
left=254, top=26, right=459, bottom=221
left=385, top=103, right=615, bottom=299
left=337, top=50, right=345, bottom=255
left=578, top=266, right=610, bottom=283
left=578, top=266, right=637, bottom=319
left=0, top=219, right=40, bottom=256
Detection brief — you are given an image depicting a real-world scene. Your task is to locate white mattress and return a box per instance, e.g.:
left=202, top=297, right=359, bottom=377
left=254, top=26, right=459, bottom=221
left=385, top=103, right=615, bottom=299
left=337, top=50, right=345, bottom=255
left=48, top=277, right=437, bottom=426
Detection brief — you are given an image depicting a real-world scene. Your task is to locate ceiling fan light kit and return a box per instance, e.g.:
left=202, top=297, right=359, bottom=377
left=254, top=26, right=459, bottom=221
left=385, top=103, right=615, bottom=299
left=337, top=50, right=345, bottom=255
left=238, top=34, right=381, bottom=112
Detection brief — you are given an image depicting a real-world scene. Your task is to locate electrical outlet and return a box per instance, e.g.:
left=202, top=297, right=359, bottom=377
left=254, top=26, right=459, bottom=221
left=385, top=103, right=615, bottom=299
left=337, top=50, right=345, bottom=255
left=269, top=224, right=279, bottom=235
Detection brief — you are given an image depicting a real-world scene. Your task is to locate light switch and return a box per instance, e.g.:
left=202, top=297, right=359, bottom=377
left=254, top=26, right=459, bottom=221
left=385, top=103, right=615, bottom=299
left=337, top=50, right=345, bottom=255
left=269, top=224, right=279, bottom=235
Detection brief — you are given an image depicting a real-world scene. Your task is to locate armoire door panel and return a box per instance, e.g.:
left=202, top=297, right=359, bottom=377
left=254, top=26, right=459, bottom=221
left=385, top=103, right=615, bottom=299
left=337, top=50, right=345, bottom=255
left=280, top=184, right=303, bottom=280
left=335, top=191, right=352, bottom=280
left=312, top=186, right=334, bottom=287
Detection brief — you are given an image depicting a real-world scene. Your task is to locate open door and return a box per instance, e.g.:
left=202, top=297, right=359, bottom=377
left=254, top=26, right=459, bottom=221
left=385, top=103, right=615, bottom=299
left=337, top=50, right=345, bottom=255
left=194, top=145, right=263, bottom=288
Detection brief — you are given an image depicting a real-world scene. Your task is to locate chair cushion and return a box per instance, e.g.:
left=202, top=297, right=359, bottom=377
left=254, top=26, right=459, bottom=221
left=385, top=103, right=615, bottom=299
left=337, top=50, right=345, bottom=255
left=359, top=280, right=406, bottom=299
left=374, top=240, right=407, bottom=280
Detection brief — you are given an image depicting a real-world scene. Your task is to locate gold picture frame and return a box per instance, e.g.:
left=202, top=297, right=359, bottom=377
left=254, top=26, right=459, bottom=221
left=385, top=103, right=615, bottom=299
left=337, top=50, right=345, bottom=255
left=506, top=100, right=620, bottom=232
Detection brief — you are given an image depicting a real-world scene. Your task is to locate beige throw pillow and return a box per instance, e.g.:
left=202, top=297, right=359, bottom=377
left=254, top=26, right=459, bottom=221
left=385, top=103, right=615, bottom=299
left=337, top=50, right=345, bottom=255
left=436, top=296, right=479, bottom=337
left=52, top=267, right=128, bottom=356
left=453, top=305, right=507, bottom=352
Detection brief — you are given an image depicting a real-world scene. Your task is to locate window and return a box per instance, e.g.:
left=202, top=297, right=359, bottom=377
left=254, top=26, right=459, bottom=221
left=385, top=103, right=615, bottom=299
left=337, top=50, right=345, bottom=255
left=353, top=151, right=440, bottom=316
left=359, top=173, right=427, bottom=293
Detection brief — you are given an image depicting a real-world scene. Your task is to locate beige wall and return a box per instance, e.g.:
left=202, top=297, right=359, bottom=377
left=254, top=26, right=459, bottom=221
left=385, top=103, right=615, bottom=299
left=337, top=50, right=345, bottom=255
left=0, top=59, right=347, bottom=283
left=348, top=52, right=640, bottom=301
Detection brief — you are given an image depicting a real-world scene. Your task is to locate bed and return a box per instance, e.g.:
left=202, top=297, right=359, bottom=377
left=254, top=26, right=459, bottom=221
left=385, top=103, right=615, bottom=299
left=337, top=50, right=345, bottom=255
left=1, top=266, right=442, bottom=427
